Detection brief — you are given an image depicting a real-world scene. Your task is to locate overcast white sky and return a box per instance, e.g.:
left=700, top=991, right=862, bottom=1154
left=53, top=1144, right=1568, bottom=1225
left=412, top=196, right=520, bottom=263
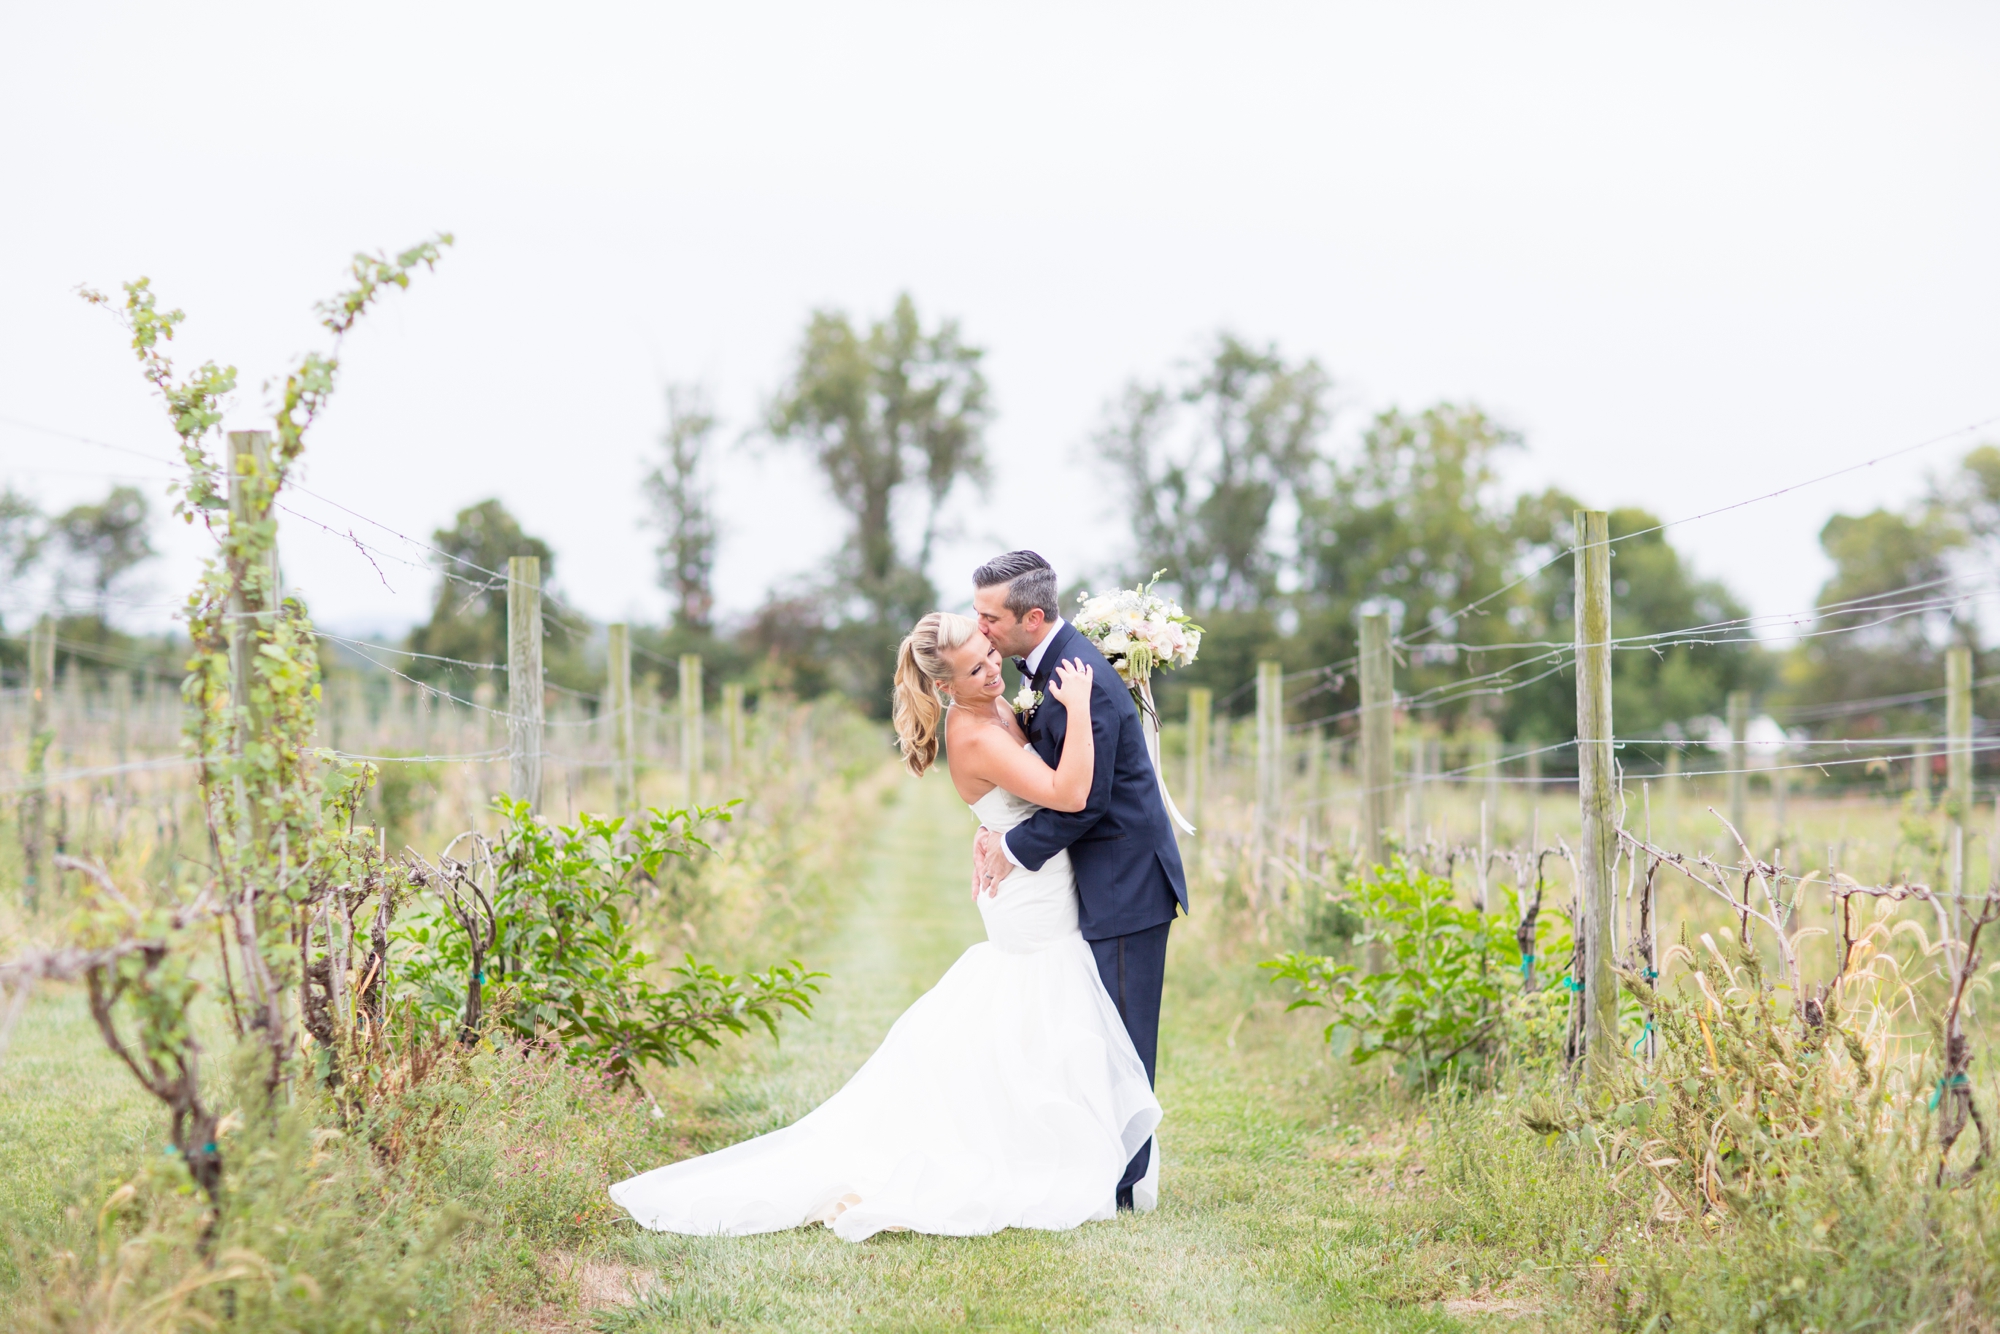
left=3, top=3, right=1996, bottom=643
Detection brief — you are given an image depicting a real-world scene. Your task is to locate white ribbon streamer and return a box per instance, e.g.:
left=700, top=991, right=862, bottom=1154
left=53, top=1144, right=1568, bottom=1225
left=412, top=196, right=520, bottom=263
left=1136, top=677, right=1196, bottom=835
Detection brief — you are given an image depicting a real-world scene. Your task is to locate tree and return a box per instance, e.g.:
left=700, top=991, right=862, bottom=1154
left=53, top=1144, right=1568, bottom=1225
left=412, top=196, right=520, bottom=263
left=52, top=484, right=154, bottom=619
left=1926, top=442, right=2000, bottom=645
left=1300, top=404, right=1521, bottom=644
left=642, top=384, right=719, bottom=635
left=0, top=486, right=43, bottom=577
left=1815, top=509, right=1960, bottom=645
left=1779, top=504, right=1965, bottom=738
left=1774, top=444, right=2000, bottom=742
left=1100, top=334, right=1331, bottom=614
left=767, top=293, right=990, bottom=625
left=1931, top=442, right=2000, bottom=563
left=406, top=499, right=564, bottom=690
left=1284, top=405, right=1527, bottom=736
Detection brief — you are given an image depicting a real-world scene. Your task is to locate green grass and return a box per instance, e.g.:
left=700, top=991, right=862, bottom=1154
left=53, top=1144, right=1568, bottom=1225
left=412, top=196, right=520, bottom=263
left=18, top=775, right=1988, bottom=1331
left=603, top=776, right=1516, bottom=1333
left=0, top=971, right=224, bottom=1287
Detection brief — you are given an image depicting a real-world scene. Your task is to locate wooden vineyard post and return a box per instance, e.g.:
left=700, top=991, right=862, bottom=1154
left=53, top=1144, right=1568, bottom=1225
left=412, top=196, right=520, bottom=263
left=720, top=682, right=745, bottom=786
left=507, top=556, right=544, bottom=813
left=680, top=654, right=703, bottom=803
left=1407, top=736, right=1425, bottom=840
left=20, top=614, right=55, bottom=912
left=1359, top=613, right=1393, bottom=872
left=1727, top=690, right=1749, bottom=839
left=1484, top=732, right=1501, bottom=834
left=110, top=669, right=131, bottom=767
left=1639, top=781, right=1659, bottom=1065
left=1477, top=796, right=1490, bottom=914
left=1772, top=749, right=1789, bottom=839
left=606, top=623, right=634, bottom=817
left=1572, top=509, right=1618, bottom=1090
left=1255, top=660, right=1283, bottom=896
left=1185, top=687, right=1211, bottom=834
left=637, top=671, right=661, bottom=773
left=414, top=671, right=431, bottom=757
left=1947, top=644, right=1973, bottom=931
left=1947, top=645, right=1973, bottom=821
left=227, top=431, right=278, bottom=850
left=1306, top=723, right=1324, bottom=841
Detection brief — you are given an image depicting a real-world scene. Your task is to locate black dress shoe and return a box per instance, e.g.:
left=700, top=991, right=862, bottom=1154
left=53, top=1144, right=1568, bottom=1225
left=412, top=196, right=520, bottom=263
left=1115, top=1186, right=1134, bottom=1212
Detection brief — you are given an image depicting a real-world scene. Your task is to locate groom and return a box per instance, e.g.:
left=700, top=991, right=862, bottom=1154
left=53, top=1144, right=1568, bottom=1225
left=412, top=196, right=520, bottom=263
left=970, top=550, right=1188, bottom=1210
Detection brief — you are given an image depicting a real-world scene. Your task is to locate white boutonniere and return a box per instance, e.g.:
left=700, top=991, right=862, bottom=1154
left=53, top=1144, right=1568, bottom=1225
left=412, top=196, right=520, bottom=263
left=1011, top=685, right=1043, bottom=722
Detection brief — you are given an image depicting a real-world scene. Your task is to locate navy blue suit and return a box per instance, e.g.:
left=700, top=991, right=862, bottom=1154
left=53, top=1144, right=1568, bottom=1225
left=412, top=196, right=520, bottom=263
left=1004, top=621, right=1186, bottom=1197
left=1006, top=622, right=1188, bottom=938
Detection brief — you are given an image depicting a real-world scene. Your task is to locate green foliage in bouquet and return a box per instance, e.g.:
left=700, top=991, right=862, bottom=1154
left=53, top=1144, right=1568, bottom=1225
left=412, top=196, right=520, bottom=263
left=397, top=797, right=824, bottom=1087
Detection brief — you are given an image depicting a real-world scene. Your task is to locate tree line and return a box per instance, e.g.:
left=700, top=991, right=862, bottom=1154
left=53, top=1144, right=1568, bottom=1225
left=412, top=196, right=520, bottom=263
left=557, top=294, right=1998, bottom=763
left=0, top=482, right=177, bottom=680
left=12, top=293, right=1994, bottom=765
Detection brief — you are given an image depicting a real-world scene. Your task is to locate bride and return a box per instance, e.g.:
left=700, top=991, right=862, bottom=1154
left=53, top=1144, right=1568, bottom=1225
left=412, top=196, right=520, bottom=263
left=609, top=612, right=1162, bottom=1242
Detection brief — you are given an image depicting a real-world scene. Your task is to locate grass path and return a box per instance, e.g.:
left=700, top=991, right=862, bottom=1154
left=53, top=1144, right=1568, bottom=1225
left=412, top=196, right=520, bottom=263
left=0, top=975, right=171, bottom=1271
left=607, top=778, right=1499, bottom=1334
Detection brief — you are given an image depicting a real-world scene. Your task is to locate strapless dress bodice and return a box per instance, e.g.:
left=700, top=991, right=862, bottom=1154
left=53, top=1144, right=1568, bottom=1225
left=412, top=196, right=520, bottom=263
left=970, top=769, right=1078, bottom=953
left=969, top=782, right=1037, bottom=832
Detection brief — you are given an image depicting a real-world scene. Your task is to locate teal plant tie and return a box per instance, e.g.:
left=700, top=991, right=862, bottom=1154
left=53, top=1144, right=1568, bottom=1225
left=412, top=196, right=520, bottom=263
left=1642, top=968, right=1659, bottom=981
left=1930, top=1072, right=1971, bottom=1111
left=1520, top=954, right=1535, bottom=981
left=1563, top=975, right=1583, bottom=993
left=1632, top=1021, right=1654, bottom=1054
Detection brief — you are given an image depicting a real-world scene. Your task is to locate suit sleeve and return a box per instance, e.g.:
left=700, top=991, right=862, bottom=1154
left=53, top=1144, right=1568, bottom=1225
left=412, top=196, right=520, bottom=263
left=1001, top=680, right=1120, bottom=872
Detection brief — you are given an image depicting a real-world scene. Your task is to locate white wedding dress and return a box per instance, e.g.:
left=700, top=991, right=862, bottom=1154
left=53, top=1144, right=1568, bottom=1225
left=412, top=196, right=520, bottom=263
left=609, top=775, right=1163, bottom=1242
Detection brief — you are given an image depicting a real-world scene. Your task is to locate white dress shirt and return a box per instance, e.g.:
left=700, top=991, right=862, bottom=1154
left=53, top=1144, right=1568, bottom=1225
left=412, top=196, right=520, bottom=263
left=1021, top=617, right=1065, bottom=678
left=1002, top=618, right=1067, bottom=867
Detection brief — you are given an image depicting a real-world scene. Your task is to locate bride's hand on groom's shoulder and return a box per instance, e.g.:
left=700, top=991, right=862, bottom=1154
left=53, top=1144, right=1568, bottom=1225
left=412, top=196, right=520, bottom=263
left=1047, top=659, right=1093, bottom=710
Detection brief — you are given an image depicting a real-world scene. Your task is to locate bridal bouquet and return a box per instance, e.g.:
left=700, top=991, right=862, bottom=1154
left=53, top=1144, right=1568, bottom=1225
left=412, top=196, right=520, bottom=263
left=1072, top=575, right=1203, bottom=834
left=1071, top=576, right=1203, bottom=701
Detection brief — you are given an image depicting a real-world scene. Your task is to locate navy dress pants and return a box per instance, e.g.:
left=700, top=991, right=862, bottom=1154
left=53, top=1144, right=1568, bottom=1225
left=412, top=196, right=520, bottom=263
left=1087, top=919, right=1171, bottom=1194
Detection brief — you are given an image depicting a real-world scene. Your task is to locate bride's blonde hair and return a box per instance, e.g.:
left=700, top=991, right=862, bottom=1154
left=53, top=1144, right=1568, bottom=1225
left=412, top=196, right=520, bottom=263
left=892, top=611, right=980, bottom=776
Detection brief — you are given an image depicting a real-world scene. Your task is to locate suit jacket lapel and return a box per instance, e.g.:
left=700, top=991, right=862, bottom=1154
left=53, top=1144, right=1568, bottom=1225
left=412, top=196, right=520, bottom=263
left=1026, top=623, right=1075, bottom=756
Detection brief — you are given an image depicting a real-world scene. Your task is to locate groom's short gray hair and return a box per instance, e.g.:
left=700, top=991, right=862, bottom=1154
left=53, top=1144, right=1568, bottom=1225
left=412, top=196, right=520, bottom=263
left=974, top=550, right=1059, bottom=619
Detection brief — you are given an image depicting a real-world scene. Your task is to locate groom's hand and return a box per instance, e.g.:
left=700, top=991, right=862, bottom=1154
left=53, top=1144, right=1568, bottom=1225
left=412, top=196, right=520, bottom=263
left=974, top=829, right=1016, bottom=898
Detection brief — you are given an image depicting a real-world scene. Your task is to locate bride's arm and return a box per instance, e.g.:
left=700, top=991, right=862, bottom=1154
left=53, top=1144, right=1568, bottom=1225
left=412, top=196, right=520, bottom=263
left=1040, top=660, right=1095, bottom=810
left=956, top=660, right=1096, bottom=813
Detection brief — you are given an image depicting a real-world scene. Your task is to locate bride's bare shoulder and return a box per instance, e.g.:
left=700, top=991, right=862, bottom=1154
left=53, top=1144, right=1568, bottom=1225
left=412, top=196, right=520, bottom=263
left=944, top=709, right=1000, bottom=802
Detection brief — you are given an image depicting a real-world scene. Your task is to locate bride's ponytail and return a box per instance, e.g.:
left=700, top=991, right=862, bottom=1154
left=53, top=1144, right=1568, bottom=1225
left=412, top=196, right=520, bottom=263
left=891, top=611, right=979, bottom=776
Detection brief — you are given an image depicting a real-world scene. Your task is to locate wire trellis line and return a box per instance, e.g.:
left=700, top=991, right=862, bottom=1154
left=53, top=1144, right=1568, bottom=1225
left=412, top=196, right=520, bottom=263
left=313, top=632, right=506, bottom=673
left=1397, top=410, right=2000, bottom=648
